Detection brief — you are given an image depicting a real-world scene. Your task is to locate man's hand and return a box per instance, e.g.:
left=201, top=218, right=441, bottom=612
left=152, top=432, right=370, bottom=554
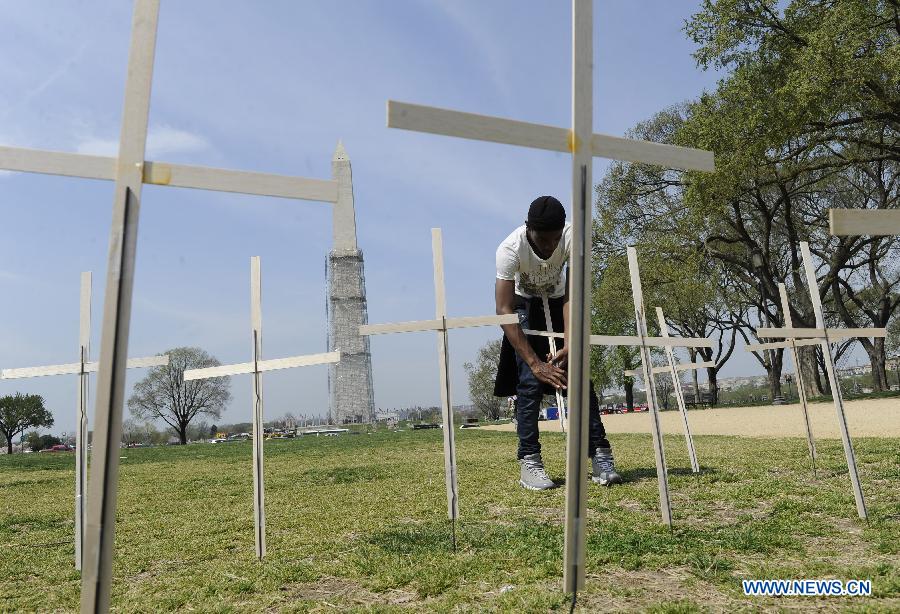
left=548, top=345, right=568, bottom=370
left=531, top=360, right=567, bottom=389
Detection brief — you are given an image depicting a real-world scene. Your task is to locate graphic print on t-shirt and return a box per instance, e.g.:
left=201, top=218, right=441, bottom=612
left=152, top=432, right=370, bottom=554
left=520, top=263, right=563, bottom=297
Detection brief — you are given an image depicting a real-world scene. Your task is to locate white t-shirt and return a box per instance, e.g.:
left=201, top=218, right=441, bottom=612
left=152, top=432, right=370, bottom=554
left=496, top=224, right=571, bottom=299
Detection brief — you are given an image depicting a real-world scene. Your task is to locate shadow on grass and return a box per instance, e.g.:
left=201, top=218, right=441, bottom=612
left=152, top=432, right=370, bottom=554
left=618, top=466, right=719, bottom=481
left=546, top=465, right=718, bottom=485
left=363, top=518, right=563, bottom=558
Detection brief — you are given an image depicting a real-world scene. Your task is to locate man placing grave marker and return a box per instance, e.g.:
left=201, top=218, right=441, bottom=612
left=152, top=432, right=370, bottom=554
left=494, top=196, right=621, bottom=490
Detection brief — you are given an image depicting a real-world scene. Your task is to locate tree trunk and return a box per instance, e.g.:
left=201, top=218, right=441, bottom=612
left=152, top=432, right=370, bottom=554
left=816, top=347, right=832, bottom=395
left=178, top=425, right=188, bottom=445
left=767, top=367, right=783, bottom=401
left=624, top=381, right=634, bottom=411
left=706, top=367, right=719, bottom=405
left=762, top=347, right=784, bottom=401
left=689, top=349, right=700, bottom=403
left=6, top=438, right=12, bottom=455
left=863, top=337, right=888, bottom=392
left=797, top=345, right=824, bottom=396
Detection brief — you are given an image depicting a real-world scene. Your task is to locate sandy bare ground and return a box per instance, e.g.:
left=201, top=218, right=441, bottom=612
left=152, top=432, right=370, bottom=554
left=480, top=397, right=900, bottom=438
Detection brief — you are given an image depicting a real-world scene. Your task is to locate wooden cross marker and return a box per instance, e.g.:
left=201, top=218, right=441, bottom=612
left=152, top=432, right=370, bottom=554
left=0, top=271, right=168, bottom=570
left=0, top=2, right=341, bottom=609
left=386, top=1, right=714, bottom=592
left=360, top=229, right=517, bottom=543
left=540, top=294, right=568, bottom=433
left=830, top=210, right=900, bottom=236
left=756, top=241, right=887, bottom=520
left=525, top=248, right=713, bottom=529
left=182, top=257, right=340, bottom=560
left=623, top=307, right=713, bottom=474
left=744, top=283, right=819, bottom=476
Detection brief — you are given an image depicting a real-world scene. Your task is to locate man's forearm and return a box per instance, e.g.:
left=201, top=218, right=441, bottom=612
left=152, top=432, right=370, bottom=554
left=500, top=322, right=541, bottom=368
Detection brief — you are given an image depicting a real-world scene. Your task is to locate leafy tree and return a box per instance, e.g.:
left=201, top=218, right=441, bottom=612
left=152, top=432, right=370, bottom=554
left=683, top=0, right=900, bottom=391
left=889, top=315, right=900, bottom=355
left=590, top=250, right=642, bottom=409
left=23, top=431, right=62, bottom=452
left=0, top=393, right=54, bottom=454
left=687, top=0, right=900, bottom=166
left=128, top=347, right=232, bottom=445
left=463, top=339, right=506, bottom=420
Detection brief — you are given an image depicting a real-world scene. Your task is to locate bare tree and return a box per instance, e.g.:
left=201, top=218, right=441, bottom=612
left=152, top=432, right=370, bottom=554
left=128, top=347, right=231, bottom=445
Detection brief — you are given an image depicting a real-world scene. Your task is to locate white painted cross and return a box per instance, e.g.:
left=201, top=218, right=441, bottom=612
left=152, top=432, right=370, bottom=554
left=744, top=283, right=820, bottom=476
left=0, top=271, right=168, bottom=571
left=540, top=294, right=568, bottom=433
left=830, top=210, right=900, bottom=236
left=359, top=228, right=517, bottom=543
left=0, top=2, right=342, bottom=609
left=525, top=248, right=713, bottom=525
left=386, top=1, right=714, bottom=592
left=623, top=307, right=714, bottom=474
left=756, top=241, right=887, bottom=520
left=182, top=256, right=340, bottom=560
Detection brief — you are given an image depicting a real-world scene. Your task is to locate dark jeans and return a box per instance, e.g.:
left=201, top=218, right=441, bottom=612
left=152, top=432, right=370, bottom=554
left=514, top=304, right=610, bottom=459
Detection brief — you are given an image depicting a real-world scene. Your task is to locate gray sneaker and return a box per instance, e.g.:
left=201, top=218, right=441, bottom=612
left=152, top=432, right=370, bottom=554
left=519, top=453, right=556, bottom=490
left=591, top=447, right=623, bottom=486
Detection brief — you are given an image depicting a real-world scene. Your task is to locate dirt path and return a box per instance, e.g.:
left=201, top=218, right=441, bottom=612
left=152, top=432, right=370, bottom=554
left=480, top=397, right=900, bottom=438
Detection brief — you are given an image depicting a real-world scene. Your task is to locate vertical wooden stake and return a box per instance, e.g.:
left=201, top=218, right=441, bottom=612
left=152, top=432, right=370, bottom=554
left=81, top=2, right=158, bottom=610
left=431, top=229, right=459, bottom=522
left=799, top=243, right=866, bottom=519
left=542, top=294, right=567, bottom=432
left=250, top=256, right=267, bottom=558
left=628, top=249, right=672, bottom=526
left=777, top=283, right=817, bottom=476
left=656, top=307, right=699, bottom=473
left=75, top=271, right=91, bottom=571
left=562, top=0, right=594, bottom=593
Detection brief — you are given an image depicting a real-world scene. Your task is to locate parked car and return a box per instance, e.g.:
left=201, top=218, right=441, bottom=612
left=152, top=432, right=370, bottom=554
left=40, top=444, right=73, bottom=453
left=615, top=403, right=627, bottom=413
left=634, top=403, right=649, bottom=412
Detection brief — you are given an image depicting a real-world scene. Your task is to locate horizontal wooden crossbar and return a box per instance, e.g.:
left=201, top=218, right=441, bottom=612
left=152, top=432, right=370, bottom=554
left=757, top=327, right=887, bottom=340
left=182, top=351, right=340, bottom=381
left=448, top=314, right=518, bottom=328
left=744, top=338, right=821, bottom=352
left=624, top=360, right=715, bottom=377
left=359, top=314, right=517, bottom=336
left=0, top=354, right=169, bottom=379
left=524, top=329, right=714, bottom=348
left=829, top=209, right=900, bottom=236
left=360, top=319, right=442, bottom=335
left=387, top=101, right=715, bottom=172
left=0, top=145, right=339, bottom=203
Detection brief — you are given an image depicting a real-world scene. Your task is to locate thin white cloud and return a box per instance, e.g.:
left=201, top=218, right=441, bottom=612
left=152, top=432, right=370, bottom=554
left=430, top=3, right=513, bottom=104
left=75, top=137, right=118, bottom=157
left=14, top=42, right=90, bottom=114
left=75, top=125, right=211, bottom=159
left=146, top=126, right=210, bottom=158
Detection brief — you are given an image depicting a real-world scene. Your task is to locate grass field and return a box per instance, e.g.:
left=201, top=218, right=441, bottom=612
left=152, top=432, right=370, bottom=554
left=1, top=429, right=898, bottom=612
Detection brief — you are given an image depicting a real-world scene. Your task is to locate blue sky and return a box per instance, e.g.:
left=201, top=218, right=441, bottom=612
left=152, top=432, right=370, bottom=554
left=0, top=1, right=763, bottom=435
